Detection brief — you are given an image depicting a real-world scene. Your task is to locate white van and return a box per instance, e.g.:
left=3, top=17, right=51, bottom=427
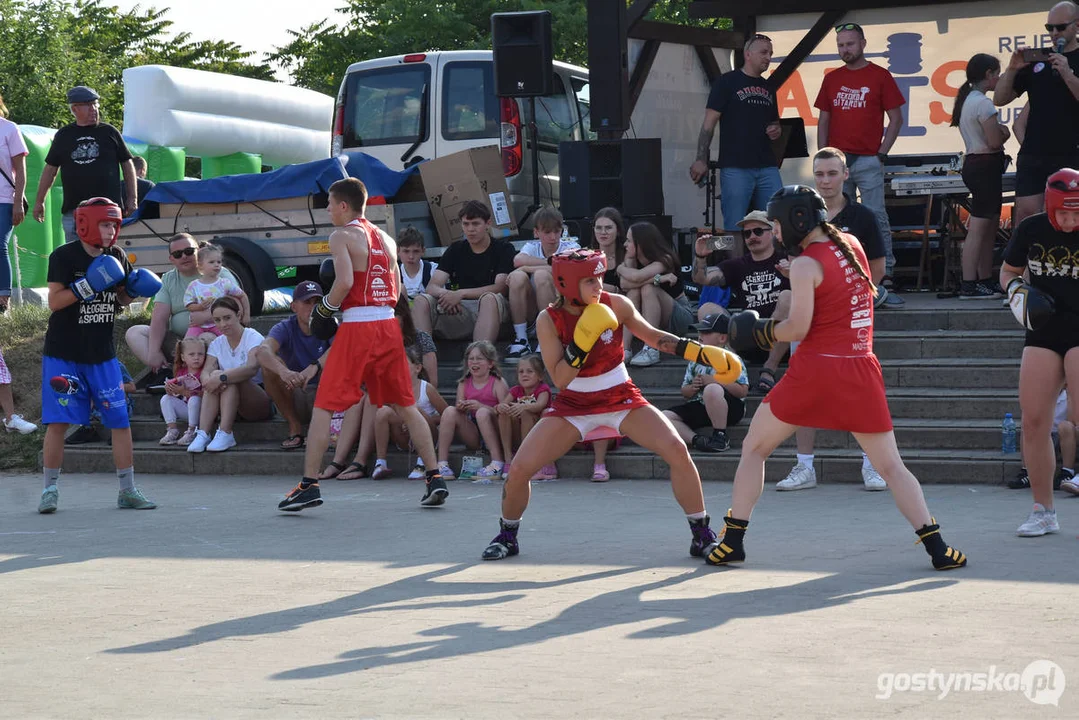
left=330, top=50, right=591, bottom=231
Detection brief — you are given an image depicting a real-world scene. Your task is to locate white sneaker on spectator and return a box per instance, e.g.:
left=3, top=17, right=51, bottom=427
left=776, top=463, right=817, bottom=491
left=629, top=347, right=660, bottom=367
left=158, top=427, right=181, bottom=445
left=408, top=463, right=426, bottom=480
left=3, top=414, right=37, bottom=434
left=862, top=465, right=887, bottom=491
left=1061, top=475, right=1079, bottom=496
left=206, top=429, right=236, bottom=452
left=505, top=338, right=533, bottom=359
left=187, top=429, right=211, bottom=453
left=372, top=462, right=392, bottom=480
left=1016, top=503, right=1059, bottom=537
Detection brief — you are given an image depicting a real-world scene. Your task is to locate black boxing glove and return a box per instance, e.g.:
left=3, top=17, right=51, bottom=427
left=728, top=310, right=777, bottom=352
left=319, top=257, right=336, bottom=293
left=310, top=297, right=340, bottom=340
left=1006, top=278, right=1055, bottom=331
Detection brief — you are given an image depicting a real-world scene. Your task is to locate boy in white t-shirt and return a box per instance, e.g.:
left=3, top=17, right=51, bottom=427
left=397, top=226, right=437, bottom=299
left=505, top=206, right=579, bottom=358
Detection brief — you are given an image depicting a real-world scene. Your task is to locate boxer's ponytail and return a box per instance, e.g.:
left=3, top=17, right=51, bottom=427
left=822, top=223, right=876, bottom=292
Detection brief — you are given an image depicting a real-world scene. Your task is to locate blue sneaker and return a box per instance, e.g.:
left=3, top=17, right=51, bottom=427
left=38, top=485, right=58, bottom=514
left=118, top=487, right=157, bottom=510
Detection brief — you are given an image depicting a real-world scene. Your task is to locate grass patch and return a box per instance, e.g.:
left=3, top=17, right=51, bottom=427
left=0, top=302, right=152, bottom=472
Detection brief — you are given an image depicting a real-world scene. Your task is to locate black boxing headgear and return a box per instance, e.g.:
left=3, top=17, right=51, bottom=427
left=766, top=185, right=828, bottom=254
left=551, top=248, right=607, bottom=306
left=74, top=197, right=123, bottom=248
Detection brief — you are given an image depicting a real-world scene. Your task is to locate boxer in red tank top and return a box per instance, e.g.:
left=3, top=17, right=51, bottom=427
left=713, top=186, right=967, bottom=571
left=481, top=248, right=745, bottom=561
left=278, top=178, right=448, bottom=512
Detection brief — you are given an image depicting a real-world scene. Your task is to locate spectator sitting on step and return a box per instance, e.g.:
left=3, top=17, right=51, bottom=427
left=953, top=53, right=1010, bottom=299
left=506, top=206, right=579, bottom=358
left=620, top=221, right=695, bottom=367
left=435, top=340, right=510, bottom=481
left=253, top=281, right=333, bottom=450
left=158, top=337, right=206, bottom=447
left=124, top=233, right=239, bottom=389
left=1056, top=386, right=1079, bottom=493
left=691, top=210, right=791, bottom=392
left=662, top=313, right=748, bottom=453
left=397, top=225, right=437, bottom=299
left=183, top=243, right=250, bottom=345
left=497, top=353, right=554, bottom=481
left=588, top=206, right=626, bottom=294
left=186, top=296, right=271, bottom=454
left=411, top=200, right=515, bottom=344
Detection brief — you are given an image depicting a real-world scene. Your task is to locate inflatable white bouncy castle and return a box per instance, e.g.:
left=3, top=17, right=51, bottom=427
left=122, top=65, right=334, bottom=168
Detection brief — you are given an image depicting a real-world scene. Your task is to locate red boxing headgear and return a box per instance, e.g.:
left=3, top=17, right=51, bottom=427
left=551, top=248, right=607, bottom=306
left=74, top=197, right=123, bottom=247
left=1046, top=169, right=1079, bottom=232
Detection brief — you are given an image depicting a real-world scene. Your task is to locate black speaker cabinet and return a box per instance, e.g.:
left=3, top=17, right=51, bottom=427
left=559, top=139, right=664, bottom=220
left=587, top=0, right=629, bottom=133
left=491, top=11, right=553, bottom=97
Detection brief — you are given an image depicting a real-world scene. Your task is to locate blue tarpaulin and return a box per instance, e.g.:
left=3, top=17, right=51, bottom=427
left=142, top=152, right=419, bottom=207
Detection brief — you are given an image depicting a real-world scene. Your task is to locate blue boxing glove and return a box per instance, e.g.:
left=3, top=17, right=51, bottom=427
left=71, top=253, right=126, bottom=301
left=124, top=268, right=163, bottom=299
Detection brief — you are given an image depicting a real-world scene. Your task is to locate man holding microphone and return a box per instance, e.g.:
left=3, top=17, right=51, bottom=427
left=994, top=1, right=1079, bottom=226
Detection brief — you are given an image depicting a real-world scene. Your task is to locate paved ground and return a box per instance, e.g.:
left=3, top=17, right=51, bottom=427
left=2, top=472, right=1076, bottom=719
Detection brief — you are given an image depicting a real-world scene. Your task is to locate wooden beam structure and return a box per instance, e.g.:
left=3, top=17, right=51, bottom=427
left=629, top=39, right=661, bottom=114
left=627, top=20, right=743, bottom=50
left=693, top=45, right=723, bottom=86
left=626, top=0, right=659, bottom=31
left=690, top=0, right=988, bottom=16
left=766, top=10, right=846, bottom=92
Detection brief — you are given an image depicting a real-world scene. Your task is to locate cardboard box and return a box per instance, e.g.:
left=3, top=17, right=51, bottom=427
left=418, top=145, right=518, bottom=246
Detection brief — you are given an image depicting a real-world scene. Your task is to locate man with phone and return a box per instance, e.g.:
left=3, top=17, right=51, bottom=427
left=994, top=1, right=1079, bottom=225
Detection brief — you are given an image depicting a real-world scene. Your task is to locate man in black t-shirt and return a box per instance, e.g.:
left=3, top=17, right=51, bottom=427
left=411, top=200, right=514, bottom=342
left=994, top=2, right=1079, bottom=225
left=689, top=34, right=783, bottom=230
left=691, top=210, right=791, bottom=391
left=32, top=86, right=136, bottom=244
left=39, top=198, right=160, bottom=514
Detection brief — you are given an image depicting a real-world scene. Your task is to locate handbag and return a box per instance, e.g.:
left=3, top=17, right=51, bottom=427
left=0, top=164, right=29, bottom=214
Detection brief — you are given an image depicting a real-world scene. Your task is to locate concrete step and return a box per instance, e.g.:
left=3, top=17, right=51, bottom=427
left=55, top=442, right=1023, bottom=484
left=871, top=305, right=1014, bottom=331
left=127, top=386, right=1020, bottom=423
left=119, top=414, right=1019, bottom=451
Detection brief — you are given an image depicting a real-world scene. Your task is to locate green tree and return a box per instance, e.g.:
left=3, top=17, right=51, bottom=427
left=0, top=0, right=274, bottom=130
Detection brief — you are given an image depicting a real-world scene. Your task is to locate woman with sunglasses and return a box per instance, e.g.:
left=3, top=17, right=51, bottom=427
left=124, top=233, right=240, bottom=387
left=1001, top=169, right=1079, bottom=537
left=992, top=2, right=1079, bottom=227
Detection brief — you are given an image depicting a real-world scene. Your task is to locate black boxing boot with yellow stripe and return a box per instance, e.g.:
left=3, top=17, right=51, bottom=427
left=915, top=518, right=967, bottom=571
left=705, top=510, right=749, bottom=566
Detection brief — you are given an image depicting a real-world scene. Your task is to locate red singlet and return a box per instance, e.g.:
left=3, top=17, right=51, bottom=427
left=765, top=234, right=893, bottom=433
left=545, top=292, right=648, bottom=417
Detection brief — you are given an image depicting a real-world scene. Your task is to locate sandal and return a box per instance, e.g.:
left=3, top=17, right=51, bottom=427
left=318, top=460, right=347, bottom=480
left=756, top=367, right=777, bottom=394
left=281, top=434, right=305, bottom=450
left=335, top=462, right=368, bottom=481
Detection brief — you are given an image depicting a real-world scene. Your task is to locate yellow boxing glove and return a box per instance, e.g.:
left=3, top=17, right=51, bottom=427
left=675, top=338, right=744, bottom=384
left=564, top=302, right=619, bottom=369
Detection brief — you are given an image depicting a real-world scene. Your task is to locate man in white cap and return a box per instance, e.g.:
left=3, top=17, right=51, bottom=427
left=33, top=85, right=137, bottom=243
left=254, top=280, right=334, bottom=450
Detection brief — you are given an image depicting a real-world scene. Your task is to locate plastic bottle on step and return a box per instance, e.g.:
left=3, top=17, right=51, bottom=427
left=1002, top=413, right=1017, bottom=454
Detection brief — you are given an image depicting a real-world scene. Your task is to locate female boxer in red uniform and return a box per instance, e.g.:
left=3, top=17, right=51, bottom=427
left=1001, top=169, right=1079, bottom=537
left=277, top=178, right=448, bottom=512
left=482, top=248, right=744, bottom=560
left=712, top=186, right=967, bottom=571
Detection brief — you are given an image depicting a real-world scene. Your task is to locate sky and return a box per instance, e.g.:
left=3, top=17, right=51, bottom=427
left=108, top=0, right=348, bottom=81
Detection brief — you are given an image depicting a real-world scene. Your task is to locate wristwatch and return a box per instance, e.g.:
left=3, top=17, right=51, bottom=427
left=653, top=273, right=663, bottom=286
left=877, top=152, right=889, bottom=163
left=219, top=372, right=228, bottom=385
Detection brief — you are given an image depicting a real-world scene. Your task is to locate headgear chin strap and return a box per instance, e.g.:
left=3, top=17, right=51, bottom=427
left=766, top=185, right=828, bottom=254
left=74, top=197, right=123, bottom=248
left=1046, top=168, right=1079, bottom=232
left=551, top=248, right=607, bottom=306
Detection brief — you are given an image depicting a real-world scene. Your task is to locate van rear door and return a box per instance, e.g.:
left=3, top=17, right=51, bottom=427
left=336, top=57, right=434, bottom=170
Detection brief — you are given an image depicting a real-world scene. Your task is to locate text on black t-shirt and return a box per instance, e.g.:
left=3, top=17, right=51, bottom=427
left=45, top=122, right=133, bottom=213
left=45, top=242, right=132, bottom=363
left=718, top=251, right=790, bottom=315
left=436, top=238, right=516, bottom=290
left=1003, top=212, right=1079, bottom=315
left=706, top=70, right=780, bottom=169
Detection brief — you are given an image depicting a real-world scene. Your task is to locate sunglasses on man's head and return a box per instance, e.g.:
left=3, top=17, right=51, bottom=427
left=170, top=247, right=196, bottom=259
left=742, top=227, right=771, bottom=239
left=835, top=22, right=864, bottom=34
left=1046, top=21, right=1075, bottom=32
left=753, top=33, right=771, bottom=43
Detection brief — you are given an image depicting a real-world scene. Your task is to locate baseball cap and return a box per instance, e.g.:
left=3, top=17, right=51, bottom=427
left=66, top=86, right=100, bottom=103
left=292, top=281, right=324, bottom=302
left=737, top=210, right=773, bottom=228
left=692, top=313, right=730, bottom=334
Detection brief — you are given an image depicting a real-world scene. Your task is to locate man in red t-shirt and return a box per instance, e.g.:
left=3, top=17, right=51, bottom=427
left=814, top=23, right=905, bottom=293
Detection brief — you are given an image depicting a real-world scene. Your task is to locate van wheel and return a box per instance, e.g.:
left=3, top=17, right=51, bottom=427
left=224, top=253, right=264, bottom=316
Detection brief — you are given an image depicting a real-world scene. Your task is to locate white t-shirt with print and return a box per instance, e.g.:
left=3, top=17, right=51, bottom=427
left=519, top=238, right=579, bottom=260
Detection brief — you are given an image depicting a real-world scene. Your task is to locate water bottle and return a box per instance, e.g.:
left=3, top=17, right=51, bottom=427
left=1002, top=413, right=1017, bottom=454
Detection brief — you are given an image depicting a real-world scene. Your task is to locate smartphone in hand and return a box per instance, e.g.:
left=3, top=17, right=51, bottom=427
left=1021, top=47, right=1053, bottom=63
